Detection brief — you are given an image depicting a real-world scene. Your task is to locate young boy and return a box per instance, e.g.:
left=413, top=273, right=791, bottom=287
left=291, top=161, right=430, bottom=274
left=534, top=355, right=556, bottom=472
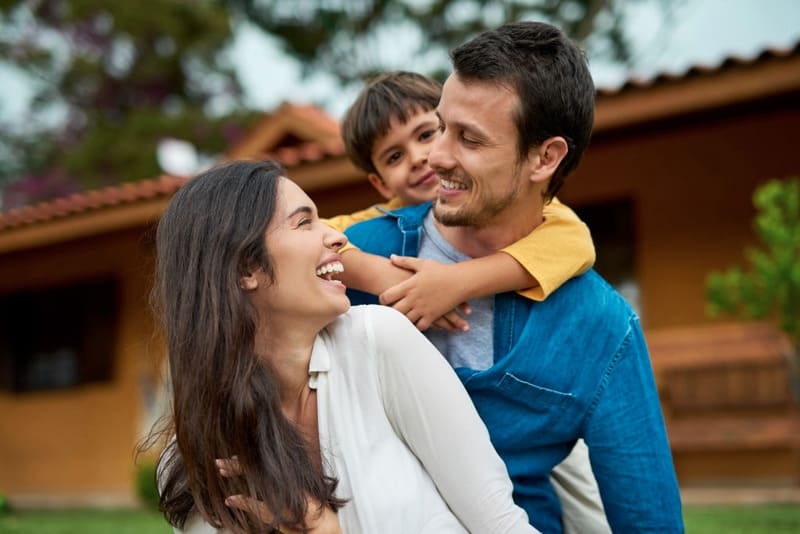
left=326, top=71, right=595, bottom=331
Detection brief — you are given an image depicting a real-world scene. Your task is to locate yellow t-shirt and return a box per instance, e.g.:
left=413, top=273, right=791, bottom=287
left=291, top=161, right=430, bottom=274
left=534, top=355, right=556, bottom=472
left=322, top=197, right=595, bottom=301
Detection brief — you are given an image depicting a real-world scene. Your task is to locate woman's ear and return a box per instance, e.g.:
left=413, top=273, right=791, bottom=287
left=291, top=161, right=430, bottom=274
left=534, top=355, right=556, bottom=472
left=529, top=136, right=568, bottom=184
left=239, top=272, right=259, bottom=291
left=367, top=173, right=395, bottom=201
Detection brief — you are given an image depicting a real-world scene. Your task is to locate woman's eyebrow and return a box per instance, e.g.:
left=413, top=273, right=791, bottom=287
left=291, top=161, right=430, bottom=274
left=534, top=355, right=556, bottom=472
left=286, top=206, right=314, bottom=220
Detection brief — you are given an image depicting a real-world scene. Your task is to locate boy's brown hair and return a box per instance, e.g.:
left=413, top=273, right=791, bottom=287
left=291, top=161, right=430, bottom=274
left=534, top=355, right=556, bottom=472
left=341, top=71, right=441, bottom=175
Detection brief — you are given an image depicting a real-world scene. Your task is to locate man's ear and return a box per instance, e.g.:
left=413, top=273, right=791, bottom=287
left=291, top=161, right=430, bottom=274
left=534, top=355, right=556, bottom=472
left=367, top=172, right=395, bottom=201
left=239, top=271, right=259, bottom=291
left=528, top=136, right=568, bottom=184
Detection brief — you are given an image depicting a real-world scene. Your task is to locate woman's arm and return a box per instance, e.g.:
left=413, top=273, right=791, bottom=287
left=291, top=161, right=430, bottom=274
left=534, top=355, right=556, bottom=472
left=367, top=305, right=539, bottom=534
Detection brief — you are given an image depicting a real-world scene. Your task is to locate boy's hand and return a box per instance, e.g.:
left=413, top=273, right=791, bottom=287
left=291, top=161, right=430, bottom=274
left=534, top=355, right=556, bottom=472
left=379, top=255, right=472, bottom=332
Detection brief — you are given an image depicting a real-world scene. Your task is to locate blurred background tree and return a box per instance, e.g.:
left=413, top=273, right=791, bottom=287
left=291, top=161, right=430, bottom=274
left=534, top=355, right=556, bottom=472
left=0, top=0, right=258, bottom=207
left=0, top=0, right=678, bottom=209
left=706, top=177, right=800, bottom=390
left=230, top=0, right=674, bottom=82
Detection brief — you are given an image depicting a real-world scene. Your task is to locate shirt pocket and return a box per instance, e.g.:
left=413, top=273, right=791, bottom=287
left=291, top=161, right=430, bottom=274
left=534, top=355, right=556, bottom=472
left=496, top=372, right=575, bottom=419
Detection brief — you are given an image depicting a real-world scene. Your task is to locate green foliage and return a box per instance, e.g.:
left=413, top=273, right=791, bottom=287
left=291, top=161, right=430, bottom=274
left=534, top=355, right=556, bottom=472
left=706, top=177, right=800, bottom=348
left=0, top=0, right=247, bottom=206
left=135, top=462, right=159, bottom=511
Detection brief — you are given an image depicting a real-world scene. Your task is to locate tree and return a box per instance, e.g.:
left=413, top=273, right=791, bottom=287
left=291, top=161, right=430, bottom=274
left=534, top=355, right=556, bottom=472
left=0, top=0, right=258, bottom=208
left=706, top=177, right=800, bottom=394
left=227, top=0, right=679, bottom=83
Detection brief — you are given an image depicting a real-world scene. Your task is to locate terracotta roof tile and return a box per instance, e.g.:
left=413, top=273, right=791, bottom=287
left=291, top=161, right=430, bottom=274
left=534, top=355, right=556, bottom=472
left=0, top=139, right=348, bottom=232
left=0, top=174, right=189, bottom=231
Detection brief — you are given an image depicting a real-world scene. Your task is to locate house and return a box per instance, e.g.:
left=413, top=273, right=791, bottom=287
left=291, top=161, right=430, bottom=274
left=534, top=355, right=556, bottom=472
left=0, top=44, right=798, bottom=506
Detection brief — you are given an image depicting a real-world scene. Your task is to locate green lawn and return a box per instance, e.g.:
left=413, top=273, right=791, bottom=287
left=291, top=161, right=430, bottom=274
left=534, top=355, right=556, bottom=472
left=0, top=508, right=170, bottom=534
left=0, top=503, right=799, bottom=533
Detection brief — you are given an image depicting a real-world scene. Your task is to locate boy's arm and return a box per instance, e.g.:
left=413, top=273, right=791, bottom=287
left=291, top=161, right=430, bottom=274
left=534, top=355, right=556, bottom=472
left=338, top=249, right=411, bottom=297
left=382, top=253, right=534, bottom=330
left=380, top=198, right=595, bottom=329
left=322, top=198, right=404, bottom=253
left=340, top=249, right=470, bottom=332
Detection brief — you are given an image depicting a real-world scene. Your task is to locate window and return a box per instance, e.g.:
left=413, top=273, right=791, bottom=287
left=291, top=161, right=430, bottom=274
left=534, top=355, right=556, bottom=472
left=0, top=279, right=118, bottom=393
left=573, top=198, right=640, bottom=315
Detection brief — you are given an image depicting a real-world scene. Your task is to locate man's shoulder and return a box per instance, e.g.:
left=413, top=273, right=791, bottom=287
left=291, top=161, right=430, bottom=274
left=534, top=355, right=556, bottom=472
left=535, top=269, right=638, bottom=331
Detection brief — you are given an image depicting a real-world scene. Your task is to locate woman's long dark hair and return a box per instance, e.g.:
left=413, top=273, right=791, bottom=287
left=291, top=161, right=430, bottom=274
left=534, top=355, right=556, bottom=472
left=147, top=160, right=345, bottom=533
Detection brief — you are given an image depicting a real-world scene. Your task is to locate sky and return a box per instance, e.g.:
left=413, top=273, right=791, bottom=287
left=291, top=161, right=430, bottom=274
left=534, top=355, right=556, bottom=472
left=229, top=0, right=800, bottom=119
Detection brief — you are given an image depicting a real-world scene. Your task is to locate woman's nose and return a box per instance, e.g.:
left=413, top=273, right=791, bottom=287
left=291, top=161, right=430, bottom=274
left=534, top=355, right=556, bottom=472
left=325, top=228, right=348, bottom=251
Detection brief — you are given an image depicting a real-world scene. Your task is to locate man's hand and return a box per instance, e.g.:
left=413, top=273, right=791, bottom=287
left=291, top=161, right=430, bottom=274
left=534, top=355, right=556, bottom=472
left=216, top=457, right=342, bottom=534
left=379, top=255, right=472, bottom=332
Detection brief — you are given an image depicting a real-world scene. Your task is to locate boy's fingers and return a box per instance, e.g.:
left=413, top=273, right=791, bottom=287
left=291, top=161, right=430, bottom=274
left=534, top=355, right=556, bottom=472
left=415, top=316, right=433, bottom=331
left=443, top=310, right=470, bottom=332
left=389, top=254, right=422, bottom=272
left=379, top=286, right=402, bottom=306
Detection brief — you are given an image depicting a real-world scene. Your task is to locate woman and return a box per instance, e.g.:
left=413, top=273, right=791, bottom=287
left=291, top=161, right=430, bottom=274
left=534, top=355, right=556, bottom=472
left=151, top=160, right=537, bottom=533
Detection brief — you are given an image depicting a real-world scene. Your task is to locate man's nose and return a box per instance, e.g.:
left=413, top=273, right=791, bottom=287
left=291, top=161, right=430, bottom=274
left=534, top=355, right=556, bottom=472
left=428, top=131, right=453, bottom=171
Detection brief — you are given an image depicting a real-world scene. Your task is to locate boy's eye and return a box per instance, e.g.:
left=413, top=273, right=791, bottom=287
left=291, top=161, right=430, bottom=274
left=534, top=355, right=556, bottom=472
left=386, top=151, right=402, bottom=165
left=419, top=129, right=438, bottom=142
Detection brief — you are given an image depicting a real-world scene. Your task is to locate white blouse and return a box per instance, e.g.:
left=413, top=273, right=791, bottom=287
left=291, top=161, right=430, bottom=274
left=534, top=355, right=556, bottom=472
left=178, top=305, right=536, bottom=533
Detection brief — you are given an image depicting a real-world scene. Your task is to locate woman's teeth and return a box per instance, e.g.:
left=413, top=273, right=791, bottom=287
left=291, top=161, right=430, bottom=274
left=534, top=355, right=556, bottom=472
left=316, top=261, right=344, bottom=279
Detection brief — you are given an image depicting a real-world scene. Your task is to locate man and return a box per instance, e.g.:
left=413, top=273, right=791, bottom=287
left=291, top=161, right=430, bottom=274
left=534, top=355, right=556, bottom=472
left=345, top=21, right=684, bottom=533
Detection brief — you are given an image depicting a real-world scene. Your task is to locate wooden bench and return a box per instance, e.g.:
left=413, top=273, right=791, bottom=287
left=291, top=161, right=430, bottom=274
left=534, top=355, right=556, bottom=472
left=647, top=322, right=800, bottom=485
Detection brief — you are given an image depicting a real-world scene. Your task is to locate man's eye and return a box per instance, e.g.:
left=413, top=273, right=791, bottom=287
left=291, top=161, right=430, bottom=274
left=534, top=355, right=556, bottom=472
left=460, top=132, right=479, bottom=146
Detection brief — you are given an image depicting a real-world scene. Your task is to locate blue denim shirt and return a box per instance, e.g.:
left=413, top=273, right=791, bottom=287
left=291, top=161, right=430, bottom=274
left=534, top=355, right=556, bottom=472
left=345, top=202, right=684, bottom=533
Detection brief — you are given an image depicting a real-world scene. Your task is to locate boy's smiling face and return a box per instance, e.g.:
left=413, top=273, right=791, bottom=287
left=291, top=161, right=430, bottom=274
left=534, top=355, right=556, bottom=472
left=368, top=108, right=440, bottom=206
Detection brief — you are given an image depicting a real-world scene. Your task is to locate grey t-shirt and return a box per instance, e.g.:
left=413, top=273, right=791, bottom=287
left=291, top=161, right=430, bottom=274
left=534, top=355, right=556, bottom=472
left=419, top=211, right=494, bottom=371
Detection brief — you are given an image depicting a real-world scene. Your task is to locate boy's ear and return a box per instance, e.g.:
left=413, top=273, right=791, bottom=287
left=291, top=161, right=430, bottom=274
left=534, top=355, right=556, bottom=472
left=367, top=172, right=395, bottom=201
left=528, top=136, right=568, bottom=184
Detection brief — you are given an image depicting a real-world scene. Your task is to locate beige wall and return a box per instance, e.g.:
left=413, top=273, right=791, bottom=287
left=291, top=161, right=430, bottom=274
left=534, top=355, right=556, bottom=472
left=0, top=228, right=157, bottom=505
left=560, top=102, right=800, bottom=330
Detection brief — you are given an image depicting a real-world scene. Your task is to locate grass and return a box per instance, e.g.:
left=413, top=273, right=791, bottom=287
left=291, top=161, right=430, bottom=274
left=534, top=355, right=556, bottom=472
left=683, top=503, right=800, bottom=533
left=0, top=503, right=799, bottom=532
left=0, top=508, right=170, bottom=534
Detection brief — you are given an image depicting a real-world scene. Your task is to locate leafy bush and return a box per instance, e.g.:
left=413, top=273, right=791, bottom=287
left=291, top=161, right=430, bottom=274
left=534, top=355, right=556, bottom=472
left=135, top=462, right=160, bottom=511
left=706, top=177, right=800, bottom=349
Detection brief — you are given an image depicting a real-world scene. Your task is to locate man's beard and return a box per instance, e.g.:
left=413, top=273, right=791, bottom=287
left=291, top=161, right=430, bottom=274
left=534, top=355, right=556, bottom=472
left=433, top=170, right=521, bottom=228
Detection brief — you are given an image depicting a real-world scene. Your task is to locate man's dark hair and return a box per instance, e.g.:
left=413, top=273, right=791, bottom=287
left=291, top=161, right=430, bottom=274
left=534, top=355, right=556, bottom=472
left=451, top=21, right=595, bottom=199
left=342, top=71, right=441, bottom=175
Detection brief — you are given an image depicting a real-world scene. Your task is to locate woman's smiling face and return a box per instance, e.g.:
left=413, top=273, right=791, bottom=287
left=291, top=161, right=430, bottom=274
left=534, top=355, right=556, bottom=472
left=242, top=178, right=350, bottom=324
